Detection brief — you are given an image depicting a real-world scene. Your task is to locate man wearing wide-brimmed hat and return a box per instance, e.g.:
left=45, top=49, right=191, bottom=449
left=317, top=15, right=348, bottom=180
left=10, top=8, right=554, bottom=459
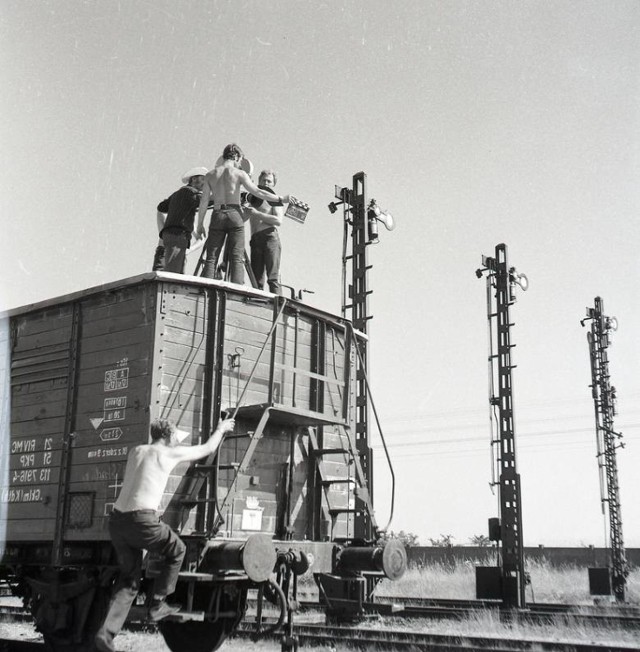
left=153, top=166, right=208, bottom=274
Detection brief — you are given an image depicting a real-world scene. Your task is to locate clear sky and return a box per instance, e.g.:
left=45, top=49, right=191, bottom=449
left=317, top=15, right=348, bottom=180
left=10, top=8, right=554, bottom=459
left=2, top=0, right=639, bottom=547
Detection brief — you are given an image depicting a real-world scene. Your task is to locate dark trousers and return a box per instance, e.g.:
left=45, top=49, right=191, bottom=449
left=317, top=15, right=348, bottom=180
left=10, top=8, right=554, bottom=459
left=201, top=208, right=245, bottom=284
left=151, top=244, right=165, bottom=271
left=250, top=228, right=281, bottom=294
left=100, top=510, right=186, bottom=638
left=162, top=230, right=189, bottom=274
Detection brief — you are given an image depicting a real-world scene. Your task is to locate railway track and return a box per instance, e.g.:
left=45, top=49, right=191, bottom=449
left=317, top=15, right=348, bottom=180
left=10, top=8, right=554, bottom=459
left=3, top=599, right=640, bottom=652
left=1, top=623, right=638, bottom=652
left=3, top=594, right=640, bottom=631
left=243, top=594, right=640, bottom=630
left=366, top=595, right=640, bottom=629
left=237, top=622, right=640, bottom=651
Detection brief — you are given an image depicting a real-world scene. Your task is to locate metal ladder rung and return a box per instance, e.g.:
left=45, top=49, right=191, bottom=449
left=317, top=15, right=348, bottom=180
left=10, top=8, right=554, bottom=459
left=329, top=508, right=363, bottom=516
left=312, top=447, right=351, bottom=456
left=180, top=497, right=222, bottom=505
left=321, top=478, right=356, bottom=487
left=193, top=462, right=240, bottom=471
left=178, top=572, right=216, bottom=581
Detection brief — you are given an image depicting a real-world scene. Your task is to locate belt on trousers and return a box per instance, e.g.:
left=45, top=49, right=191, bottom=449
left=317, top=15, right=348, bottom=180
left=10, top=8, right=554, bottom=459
left=111, top=508, right=157, bottom=516
left=214, top=204, right=241, bottom=210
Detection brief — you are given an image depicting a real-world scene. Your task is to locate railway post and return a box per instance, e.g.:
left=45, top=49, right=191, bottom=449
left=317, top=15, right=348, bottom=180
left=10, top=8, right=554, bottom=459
left=581, top=297, right=628, bottom=602
left=329, top=172, right=394, bottom=542
left=476, top=243, right=528, bottom=608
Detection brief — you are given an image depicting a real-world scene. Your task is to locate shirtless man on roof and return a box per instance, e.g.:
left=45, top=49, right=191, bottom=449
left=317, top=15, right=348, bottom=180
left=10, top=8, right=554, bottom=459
left=195, top=143, right=289, bottom=284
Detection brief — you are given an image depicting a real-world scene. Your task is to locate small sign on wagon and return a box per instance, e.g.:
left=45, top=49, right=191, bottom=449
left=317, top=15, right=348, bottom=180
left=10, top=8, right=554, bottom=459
left=100, top=427, right=123, bottom=442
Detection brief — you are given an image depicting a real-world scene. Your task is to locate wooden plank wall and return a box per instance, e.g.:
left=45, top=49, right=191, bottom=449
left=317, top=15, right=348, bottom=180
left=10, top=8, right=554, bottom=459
left=69, top=284, right=156, bottom=538
left=4, top=284, right=157, bottom=542
left=155, top=284, right=210, bottom=522
left=3, top=278, right=361, bottom=547
left=5, top=304, right=74, bottom=540
left=221, top=297, right=278, bottom=410
left=214, top=300, right=354, bottom=540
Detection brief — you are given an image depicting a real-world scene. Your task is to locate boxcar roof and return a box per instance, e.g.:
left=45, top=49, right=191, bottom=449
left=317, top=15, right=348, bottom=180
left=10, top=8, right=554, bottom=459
left=1, top=272, right=366, bottom=336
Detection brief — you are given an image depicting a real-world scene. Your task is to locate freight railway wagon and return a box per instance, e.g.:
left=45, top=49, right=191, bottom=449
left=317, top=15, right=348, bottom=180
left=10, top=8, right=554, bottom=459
left=0, top=272, right=406, bottom=652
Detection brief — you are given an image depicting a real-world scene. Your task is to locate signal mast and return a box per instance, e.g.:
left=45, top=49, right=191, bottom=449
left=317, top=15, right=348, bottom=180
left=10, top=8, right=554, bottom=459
left=328, top=172, right=395, bottom=542
left=581, top=297, right=628, bottom=602
left=475, top=243, right=528, bottom=608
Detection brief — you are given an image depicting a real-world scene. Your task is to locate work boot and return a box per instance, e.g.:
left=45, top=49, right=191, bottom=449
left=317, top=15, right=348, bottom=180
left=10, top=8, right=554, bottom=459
left=148, top=598, right=181, bottom=621
left=94, top=629, right=115, bottom=652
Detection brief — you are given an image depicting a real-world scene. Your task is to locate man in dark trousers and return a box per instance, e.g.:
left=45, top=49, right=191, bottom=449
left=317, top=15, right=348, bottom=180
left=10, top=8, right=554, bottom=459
left=245, top=169, right=284, bottom=294
left=154, top=166, right=208, bottom=273
left=196, top=144, right=289, bottom=285
left=94, top=417, right=235, bottom=652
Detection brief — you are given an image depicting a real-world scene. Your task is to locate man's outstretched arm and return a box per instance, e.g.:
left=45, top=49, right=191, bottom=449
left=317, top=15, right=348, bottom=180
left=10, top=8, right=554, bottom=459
left=169, top=418, right=235, bottom=464
left=241, top=172, right=289, bottom=205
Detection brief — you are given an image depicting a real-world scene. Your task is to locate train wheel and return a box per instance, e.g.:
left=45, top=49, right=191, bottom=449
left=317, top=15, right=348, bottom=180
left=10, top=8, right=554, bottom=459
left=158, top=618, right=237, bottom=652
left=158, top=582, right=247, bottom=652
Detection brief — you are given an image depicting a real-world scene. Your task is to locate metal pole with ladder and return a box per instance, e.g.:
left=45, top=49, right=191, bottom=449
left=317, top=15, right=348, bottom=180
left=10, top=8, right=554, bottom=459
left=340, top=172, right=374, bottom=542
left=476, top=243, right=528, bottom=608
left=582, top=297, right=628, bottom=602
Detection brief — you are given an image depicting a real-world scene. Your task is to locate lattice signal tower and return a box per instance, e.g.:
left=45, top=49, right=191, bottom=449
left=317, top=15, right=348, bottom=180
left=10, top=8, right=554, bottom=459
left=328, top=172, right=395, bottom=541
left=476, top=243, right=528, bottom=608
left=582, top=297, right=628, bottom=602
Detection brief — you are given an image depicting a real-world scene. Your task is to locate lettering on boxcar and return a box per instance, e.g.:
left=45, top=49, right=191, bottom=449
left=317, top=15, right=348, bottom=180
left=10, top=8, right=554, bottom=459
left=11, top=439, right=36, bottom=453
left=19, top=454, right=35, bottom=467
left=100, top=427, right=123, bottom=442
left=104, top=367, right=129, bottom=391
left=94, top=466, right=122, bottom=481
left=87, top=446, right=128, bottom=459
left=104, top=396, right=127, bottom=422
left=12, top=469, right=37, bottom=483
left=1, top=487, right=42, bottom=503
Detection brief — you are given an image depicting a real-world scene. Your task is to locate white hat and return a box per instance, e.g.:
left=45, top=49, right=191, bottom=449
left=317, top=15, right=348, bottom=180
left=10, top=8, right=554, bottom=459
left=181, top=167, right=208, bottom=184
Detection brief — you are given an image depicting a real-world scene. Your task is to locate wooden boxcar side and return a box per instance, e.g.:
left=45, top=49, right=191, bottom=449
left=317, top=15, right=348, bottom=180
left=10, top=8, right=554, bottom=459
left=2, top=281, right=158, bottom=547
left=1, top=273, right=359, bottom=555
left=152, top=280, right=356, bottom=541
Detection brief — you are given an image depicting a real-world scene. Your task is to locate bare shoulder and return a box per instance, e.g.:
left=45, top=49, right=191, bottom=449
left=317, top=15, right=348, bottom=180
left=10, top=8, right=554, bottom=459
left=206, top=169, right=221, bottom=184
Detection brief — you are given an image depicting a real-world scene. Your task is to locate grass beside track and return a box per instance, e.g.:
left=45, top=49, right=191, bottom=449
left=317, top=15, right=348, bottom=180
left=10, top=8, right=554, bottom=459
left=375, top=558, right=640, bottom=605
left=2, top=560, right=639, bottom=650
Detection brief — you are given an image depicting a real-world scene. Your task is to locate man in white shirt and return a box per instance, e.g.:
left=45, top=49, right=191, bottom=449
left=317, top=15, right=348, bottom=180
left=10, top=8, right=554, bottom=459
left=95, top=417, right=235, bottom=652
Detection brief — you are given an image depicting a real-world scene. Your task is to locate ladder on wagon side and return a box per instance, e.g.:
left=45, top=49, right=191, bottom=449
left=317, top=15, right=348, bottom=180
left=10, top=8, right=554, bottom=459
left=185, top=407, right=376, bottom=541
